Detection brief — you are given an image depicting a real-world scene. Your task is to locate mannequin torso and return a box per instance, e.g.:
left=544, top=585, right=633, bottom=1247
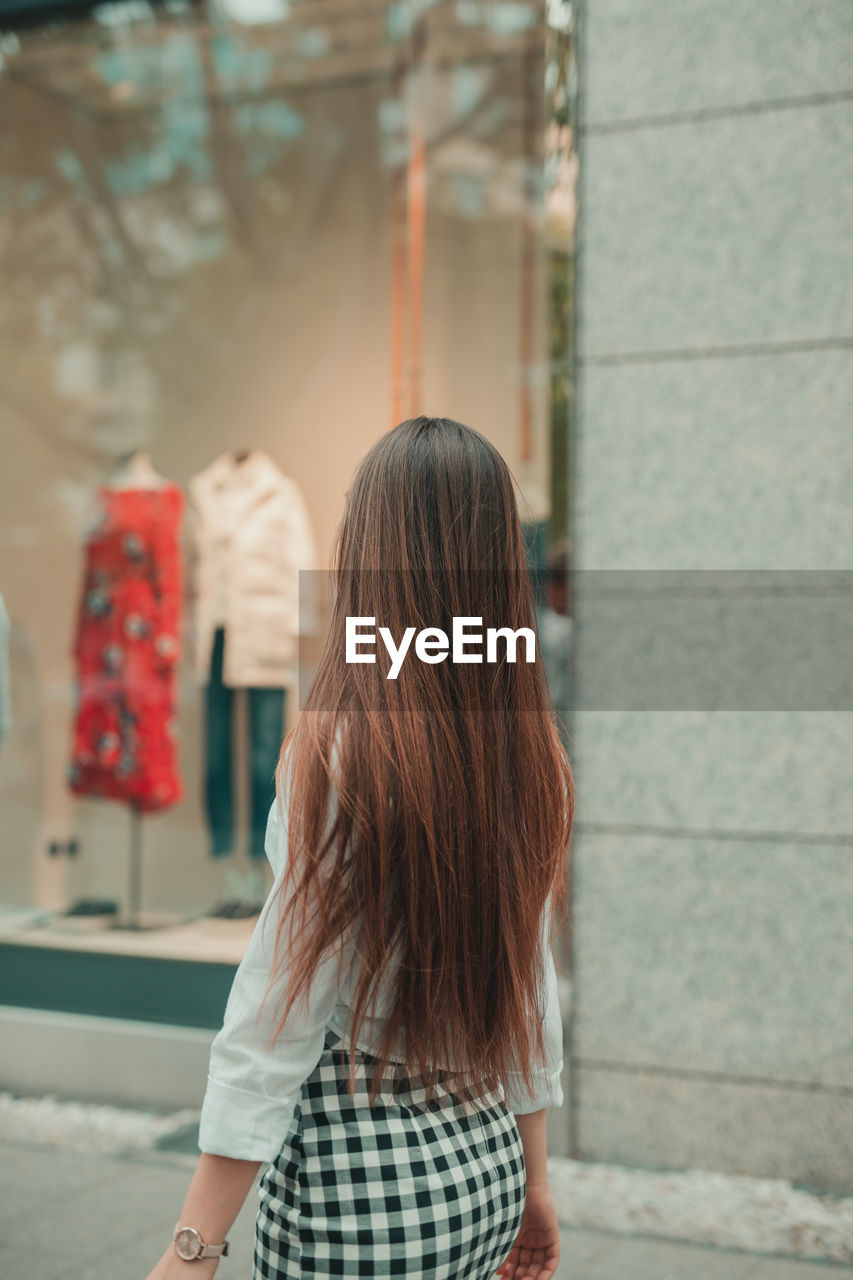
left=109, top=449, right=169, bottom=491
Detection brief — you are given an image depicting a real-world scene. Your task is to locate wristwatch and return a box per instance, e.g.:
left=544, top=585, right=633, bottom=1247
left=172, top=1222, right=230, bottom=1262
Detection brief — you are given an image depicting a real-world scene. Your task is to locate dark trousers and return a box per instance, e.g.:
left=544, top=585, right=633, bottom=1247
left=204, top=627, right=286, bottom=860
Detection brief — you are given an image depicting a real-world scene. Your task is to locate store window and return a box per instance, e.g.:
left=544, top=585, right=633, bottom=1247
left=0, top=0, right=577, bottom=1020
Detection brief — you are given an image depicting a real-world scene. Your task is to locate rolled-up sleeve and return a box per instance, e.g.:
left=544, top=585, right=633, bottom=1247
left=502, top=894, right=566, bottom=1114
left=198, top=786, right=340, bottom=1162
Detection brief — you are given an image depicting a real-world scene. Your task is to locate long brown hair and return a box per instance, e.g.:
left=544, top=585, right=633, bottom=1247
left=261, top=416, right=573, bottom=1109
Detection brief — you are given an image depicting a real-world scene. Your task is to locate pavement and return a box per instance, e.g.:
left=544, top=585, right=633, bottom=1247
left=2, top=1134, right=853, bottom=1280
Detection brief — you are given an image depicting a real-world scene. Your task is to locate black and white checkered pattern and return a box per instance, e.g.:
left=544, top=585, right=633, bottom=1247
left=254, top=1026, right=527, bottom=1278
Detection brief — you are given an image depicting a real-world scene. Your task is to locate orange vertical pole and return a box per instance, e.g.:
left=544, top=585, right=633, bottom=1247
left=406, top=15, right=427, bottom=419
left=389, top=53, right=408, bottom=431
left=519, top=35, right=539, bottom=464
left=407, top=126, right=426, bottom=418
left=390, top=171, right=407, bottom=430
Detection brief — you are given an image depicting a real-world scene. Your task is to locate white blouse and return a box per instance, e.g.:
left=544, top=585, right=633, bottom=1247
left=198, top=769, right=566, bottom=1163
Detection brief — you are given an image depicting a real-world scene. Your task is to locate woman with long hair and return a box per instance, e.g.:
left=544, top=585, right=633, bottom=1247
left=145, top=416, right=573, bottom=1280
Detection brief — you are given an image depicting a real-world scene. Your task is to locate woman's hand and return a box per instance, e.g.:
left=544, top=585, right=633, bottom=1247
left=495, top=1182, right=561, bottom=1280
left=142, top=1151, right=261, bottom=1279
left=144, top=1243, right=220, bottom=1280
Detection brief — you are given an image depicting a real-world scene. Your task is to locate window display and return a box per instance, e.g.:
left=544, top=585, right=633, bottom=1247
left=0, top=0, right=577, bottom=994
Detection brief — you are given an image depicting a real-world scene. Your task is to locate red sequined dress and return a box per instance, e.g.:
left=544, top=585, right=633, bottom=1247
left=68, top=483, right=184, bottom=813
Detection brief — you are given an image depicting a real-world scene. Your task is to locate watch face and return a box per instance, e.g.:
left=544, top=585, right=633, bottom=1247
left=175, top=1227, right=202, bottom=1260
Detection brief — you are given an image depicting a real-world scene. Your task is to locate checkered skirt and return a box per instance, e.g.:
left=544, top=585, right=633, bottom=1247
left=254, top=1026, right=527, bottom=1278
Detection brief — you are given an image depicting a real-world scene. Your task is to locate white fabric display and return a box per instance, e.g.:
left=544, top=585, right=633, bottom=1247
left=186, top=451, right=315, bottom=689
left=209, top=481, right=245, bottom=627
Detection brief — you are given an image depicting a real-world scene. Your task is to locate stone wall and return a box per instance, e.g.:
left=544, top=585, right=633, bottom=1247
left=570, top=0, right=853, bottom=1191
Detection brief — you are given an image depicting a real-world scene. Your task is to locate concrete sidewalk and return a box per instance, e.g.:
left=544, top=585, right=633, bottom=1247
left=2, top=1136, right=852, bottom=1280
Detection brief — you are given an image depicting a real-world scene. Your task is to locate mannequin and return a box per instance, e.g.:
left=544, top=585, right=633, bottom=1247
left=110, top=448, right=170, bottom=490
left=206, top=459, right=265, bottom=915
left=187, top=449, right=314, bottom=919
left=67, top=448, right=184, bottom=927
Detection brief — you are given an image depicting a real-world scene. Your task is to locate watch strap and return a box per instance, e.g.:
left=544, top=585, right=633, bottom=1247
left=200, top=1241, right=230, bottom=1258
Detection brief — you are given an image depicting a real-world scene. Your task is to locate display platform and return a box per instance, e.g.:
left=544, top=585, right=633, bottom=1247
left=0, top=913, right=256, bottom=1029
left=3, top=912, right=255, bottom=963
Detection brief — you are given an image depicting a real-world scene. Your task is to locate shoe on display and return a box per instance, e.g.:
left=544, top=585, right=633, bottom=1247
left=228, top=902, right=263, bottom=920
left=65, top=898, right=119, bottom=917
left=204, top=900, right=242, bottom=919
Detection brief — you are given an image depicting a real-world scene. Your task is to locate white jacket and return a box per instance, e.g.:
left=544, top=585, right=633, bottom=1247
left=186, top=451, right=315, bottom=689
left=198, top=752, right=566, bottom=1162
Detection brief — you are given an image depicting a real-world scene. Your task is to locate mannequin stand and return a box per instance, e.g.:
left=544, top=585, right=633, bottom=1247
left=204, top=863, right=270, bottom=920
left=129, top=806, right=142, bottom=927
left=112, top=806, right=159, bottom=931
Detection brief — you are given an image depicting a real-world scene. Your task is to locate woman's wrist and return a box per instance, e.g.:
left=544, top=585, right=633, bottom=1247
left=159, top=1244, right=219, bottom=1277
